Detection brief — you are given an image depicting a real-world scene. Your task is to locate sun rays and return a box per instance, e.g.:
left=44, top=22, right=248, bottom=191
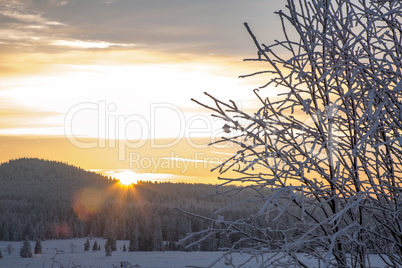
left=114, top=170, right=138, bottom=186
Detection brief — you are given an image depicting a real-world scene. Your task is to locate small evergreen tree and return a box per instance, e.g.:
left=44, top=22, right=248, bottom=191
left=105, top=245, right=112, bottom=257
left=70, top=242, right=76, bottom=253
left=84, top=238, right=90, bottom=251
left=6, top=244, right=14, bottom=254
left=0, top=249, right=2, bottom=259
left=128, top=238, right=138, bottom=252
left=20, top=239, right=33, bottom=258
left=92, top=240, right=98, bottom=251
left=218, top=233, right=231, bottom=249
left=123, top=243, right=126, bottom=252
left=34, top=239, right=42, bottom=254
left=105, top=235, right=117, bottom=251
left=200, top=234, right=218, bottom=251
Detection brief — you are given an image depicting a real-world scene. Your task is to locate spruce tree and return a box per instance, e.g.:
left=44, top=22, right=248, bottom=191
left=92, top=240, right=98, bottom=251
left=105, top=235, right=117, bottom=251
left=200, top=234, right=218, bottom=251
left=218, top=234, right=231, bottom=250
left=105, top=245, right=112, bottom=257
left=20, top=239, right=33, bottom=258
left=34, top=239, right=42, bottom=254
left=123, top=243, right=126, bottom=252
left=84, top=238, right=90, bottom=251
left=6, top=244, right=14, bottom=254
left=128, top=238, right=138, bottom=252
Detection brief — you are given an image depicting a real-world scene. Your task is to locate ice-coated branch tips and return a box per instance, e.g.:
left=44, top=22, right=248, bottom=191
left=190, top=0, right=402, bottom=267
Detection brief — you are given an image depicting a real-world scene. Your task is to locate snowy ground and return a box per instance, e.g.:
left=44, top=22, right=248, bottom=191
left=0, top=238, right=389, bottom=268
left=0, top=238, right=254, bottom=268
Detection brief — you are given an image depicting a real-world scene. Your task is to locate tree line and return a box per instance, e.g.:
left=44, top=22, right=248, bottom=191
left=0, top=158, right=266, bottom=251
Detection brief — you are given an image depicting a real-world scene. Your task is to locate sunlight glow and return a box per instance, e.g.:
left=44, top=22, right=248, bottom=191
left=115, top=171, right=138, bottom=186
left=0, top=62, right=258, bottom=139
left=51, top=40, right=137, bottom=49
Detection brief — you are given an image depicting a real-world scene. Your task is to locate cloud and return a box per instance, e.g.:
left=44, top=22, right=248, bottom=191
left=103, top=0, right=118, bottom=5
left=0, top=102, right=63, bottom=130
left=0, top=0, right=62, bottom=24
left=0, top=0, right=281, bottom=140
left=49, top=0, right=68, bottom=6
left=0, top=0, right=278, bottom=56
left=51, top=39, right=138, bottom=49
left=0, top=0, right=69, bottom=57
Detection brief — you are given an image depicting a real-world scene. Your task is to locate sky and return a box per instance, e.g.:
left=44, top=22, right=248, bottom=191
left=0, top=0, right=284, bottom=184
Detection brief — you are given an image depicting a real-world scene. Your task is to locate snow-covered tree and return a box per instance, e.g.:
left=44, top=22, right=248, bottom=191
left=84, top=238, right=90, bottom=251
left=69, top=242, right=76, bottom=253
left=200, top=233, right=218, bottom=251
left=190, top=0, right=402, bottom=267
left=20, top=239, right=32, bottom=258
left=105, top=234, right=117, bottom=251
left=34, top=239, right=42, bottom=254
left=128, top=238, right=139, bottom=252
left=6, top=244, right=14, bottom=255
left=105, top=245, right=112, bottom=257
left=92, top=240, right=99, bottom=251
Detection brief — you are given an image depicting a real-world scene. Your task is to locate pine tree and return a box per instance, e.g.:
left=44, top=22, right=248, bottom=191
left=111, top=236, right=117, bottom=251
left=20, top=239, right=33, bottom=258
left=200, top=234, right=218, bottom=251
left=218, top=233, right=231, bottom=250
left=105, top=245, right=112, bottom=257
left=0, top=249, right=2, bottom=259
left=105, top=235, right=117, bottom=251
left=128, top=238, right=138, bottom=252
left=6, top=244, right=14, bottom=254
left=84, top=238, right=90, bottom=251
left=92, top=240, right=98, bottom=251
left=34, top=239, right=42, bottom=254
left=128, top=224, right=139, bottom=252
left=123, top=243, right=126, bottom=252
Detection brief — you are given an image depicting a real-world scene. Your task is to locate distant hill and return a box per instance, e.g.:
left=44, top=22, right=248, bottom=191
left=0, top=158, right=111, bottom=202
left=0, top=158, right=261, bottom=251
left=0, top=158, right=113, bottom=241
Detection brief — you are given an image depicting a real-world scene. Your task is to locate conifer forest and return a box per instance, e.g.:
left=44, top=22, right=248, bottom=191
left=0, top=158, right=263, bottom=252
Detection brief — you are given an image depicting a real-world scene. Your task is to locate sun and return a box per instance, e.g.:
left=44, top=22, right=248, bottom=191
left=114, top=171, right=138, bottom=186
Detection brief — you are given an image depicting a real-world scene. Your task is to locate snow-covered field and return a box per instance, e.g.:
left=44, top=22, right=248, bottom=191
left=0, top=238, right=388, bottom=268
left=0, top=238, right=254, bottom=268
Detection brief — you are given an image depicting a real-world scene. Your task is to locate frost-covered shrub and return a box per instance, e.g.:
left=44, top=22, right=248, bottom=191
left=189, top=0, right=402, bottom=267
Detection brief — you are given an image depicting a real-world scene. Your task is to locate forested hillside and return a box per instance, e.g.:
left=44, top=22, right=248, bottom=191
left=0, top=158, right=265, bottom=251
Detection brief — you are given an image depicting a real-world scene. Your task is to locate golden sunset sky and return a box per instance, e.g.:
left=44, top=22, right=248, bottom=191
left=0, top=0, right=283, bottom=184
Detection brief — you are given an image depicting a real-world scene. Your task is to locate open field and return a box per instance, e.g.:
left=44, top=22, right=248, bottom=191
left=0, top=238, right=390, bottom=268
left=0, top=238, right=258, bottom=268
